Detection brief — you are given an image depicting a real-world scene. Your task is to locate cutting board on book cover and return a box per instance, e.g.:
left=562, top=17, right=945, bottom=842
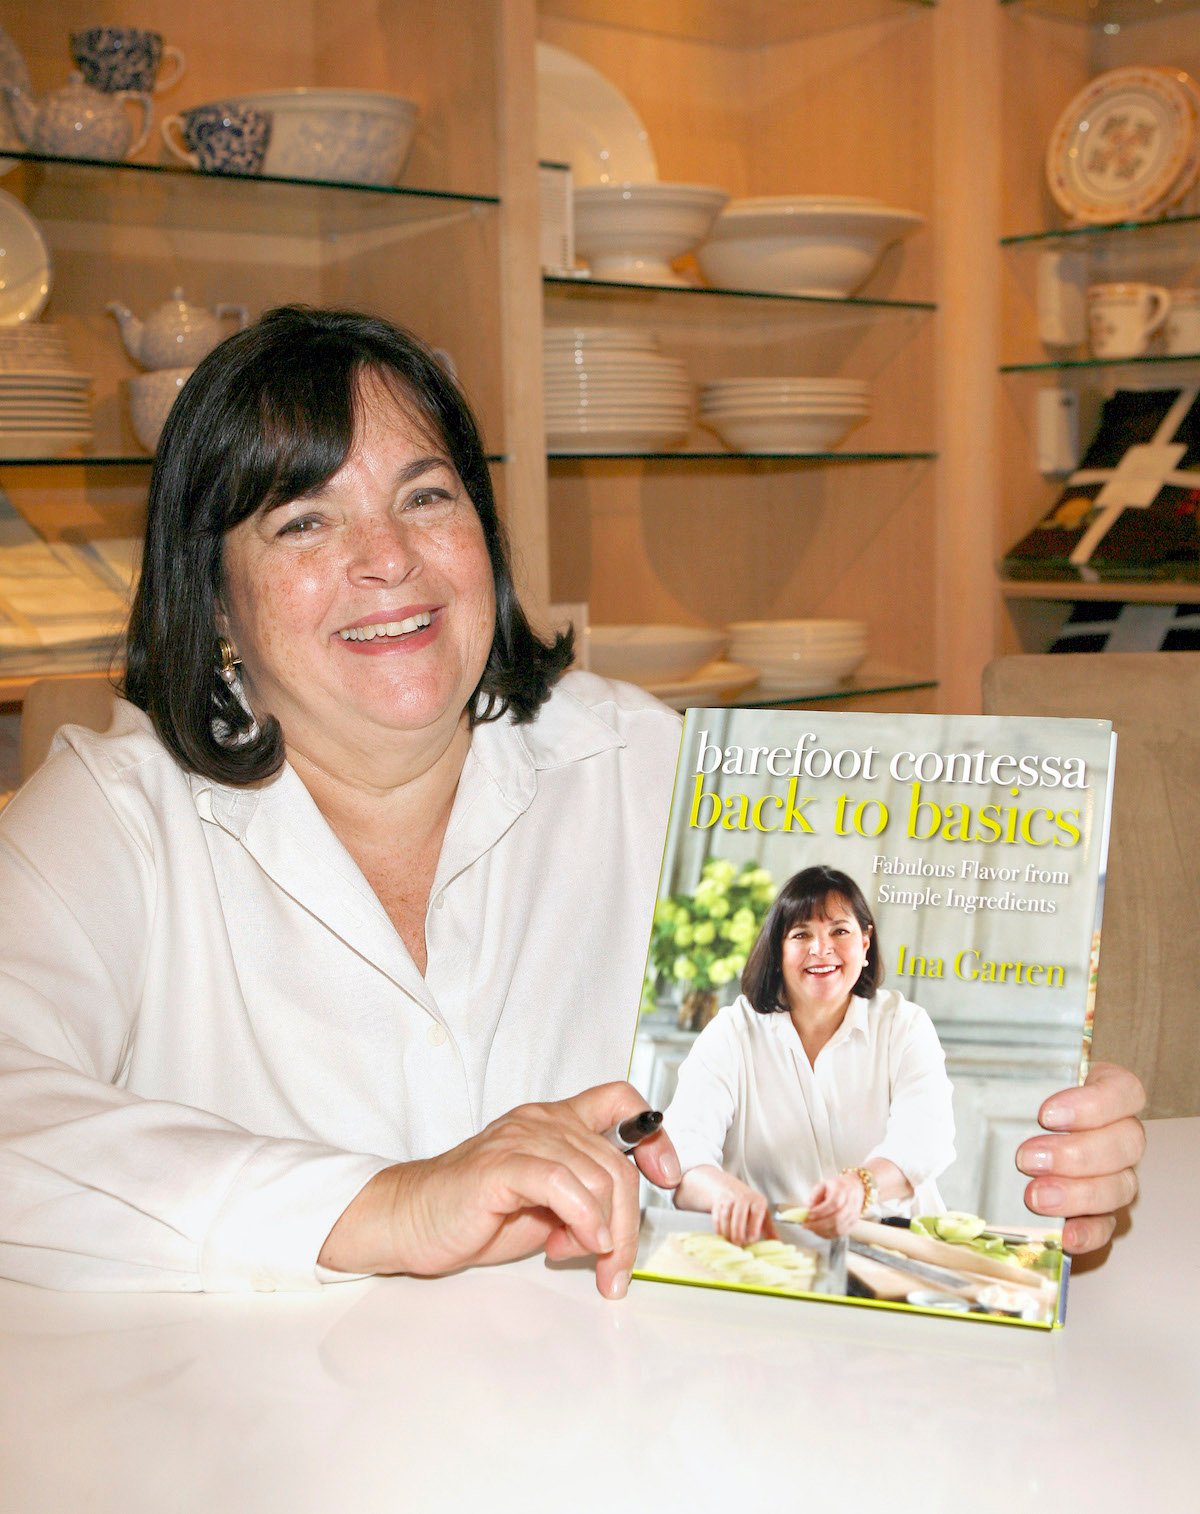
left=1003, top=387, right=1200, bottom=581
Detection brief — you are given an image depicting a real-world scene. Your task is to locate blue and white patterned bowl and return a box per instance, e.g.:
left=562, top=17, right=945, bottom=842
left=220, top=88, right=419, bottom=186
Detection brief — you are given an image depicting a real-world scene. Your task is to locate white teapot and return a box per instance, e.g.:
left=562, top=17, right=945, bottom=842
left=107, top=287, right=249, bottom=370
left=4, top=71, right=151, bottom=162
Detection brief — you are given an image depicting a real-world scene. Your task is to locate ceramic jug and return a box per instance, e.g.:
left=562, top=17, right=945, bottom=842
left=4, top=71, right=151, bottom=161
left=107, top=287, right=249, bottom=370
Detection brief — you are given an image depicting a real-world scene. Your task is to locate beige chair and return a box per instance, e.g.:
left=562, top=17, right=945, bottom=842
left=983, top=653, right=1200, bottom=1118
left=19, top=675, right=118, bottom=784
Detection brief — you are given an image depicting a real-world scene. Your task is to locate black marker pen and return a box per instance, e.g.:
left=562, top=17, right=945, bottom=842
left=606, top=1109, right=663, bottom=1153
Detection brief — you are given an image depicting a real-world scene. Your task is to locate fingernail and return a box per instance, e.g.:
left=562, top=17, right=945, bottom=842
left=660, top=1150, right=681, bottom=1186
left=1018, top=1146, right=1053, bottom=1174
left=608, top=1270, right=630, bottom=1300
left=1042, top=1102, right=1072, bottom=1129
left=1032, top=1181, right=1065, bottom=1209
left=596, top=1223, right=613, bottom=1252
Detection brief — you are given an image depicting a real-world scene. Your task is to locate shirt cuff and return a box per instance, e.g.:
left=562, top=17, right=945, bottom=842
left=200, top=1142, right=394, bottom=1292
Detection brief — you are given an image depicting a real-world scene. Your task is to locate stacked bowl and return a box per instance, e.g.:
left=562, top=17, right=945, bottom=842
left=544, top=325, right=692, bottom=453
left=0, top=323, right=92, bottom=458
left=699, top=377, right=869, bottom=454
left=728, top=619, right=869, bottom=695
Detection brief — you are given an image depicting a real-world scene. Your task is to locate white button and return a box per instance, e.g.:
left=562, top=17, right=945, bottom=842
left=432, top=893, right=445, bottom=910
left=427, top=1023, right=448, bottom=1047
left=251, top=1272, right=277, bottom=1293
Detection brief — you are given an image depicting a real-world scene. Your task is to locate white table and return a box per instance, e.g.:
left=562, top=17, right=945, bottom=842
left=1, top=1119, right=1196, bottom=1514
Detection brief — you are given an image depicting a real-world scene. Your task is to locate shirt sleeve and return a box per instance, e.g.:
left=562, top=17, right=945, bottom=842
left=0, top=746, right=392, bottom=1293
left=662, top=1004, right=744, bottom=1177
left=862, top=1000, right=956, bottom=1191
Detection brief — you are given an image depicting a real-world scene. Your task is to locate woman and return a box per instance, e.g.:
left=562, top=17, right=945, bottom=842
left=0, top=309, right=1143, bottom=1297
left=668, top=866, right=957, bottom=1245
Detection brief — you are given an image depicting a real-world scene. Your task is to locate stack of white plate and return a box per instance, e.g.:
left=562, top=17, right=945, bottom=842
left=699, top=377, right=869, bottom=454
left=0, top=323, right=92, bottom=459
left=728, top=619, right=869, bottom=694
left=544, top=326, right=692, bottom=453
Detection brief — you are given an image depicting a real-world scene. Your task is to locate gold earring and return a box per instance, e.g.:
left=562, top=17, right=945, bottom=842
left=217, top=636, right=240, bottom=684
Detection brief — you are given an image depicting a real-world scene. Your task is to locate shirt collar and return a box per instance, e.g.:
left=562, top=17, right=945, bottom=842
left=194, top=676, right=627, bottom=836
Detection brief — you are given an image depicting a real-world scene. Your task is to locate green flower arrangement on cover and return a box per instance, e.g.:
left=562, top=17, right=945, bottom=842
left=642, top=858, right=777, bottom=1016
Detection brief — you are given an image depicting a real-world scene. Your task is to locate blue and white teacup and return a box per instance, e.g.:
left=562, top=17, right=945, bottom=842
left=161, top=103, right=273, bottom=176
left=71, top=28, right=186, bottom=95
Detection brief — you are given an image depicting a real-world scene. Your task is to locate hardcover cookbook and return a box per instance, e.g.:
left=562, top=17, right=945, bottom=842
left=629, top=707, right=1116, bottom=1329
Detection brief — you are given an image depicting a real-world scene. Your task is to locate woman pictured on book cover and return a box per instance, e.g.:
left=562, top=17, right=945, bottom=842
left=665, top=864, right=955, bottom=1245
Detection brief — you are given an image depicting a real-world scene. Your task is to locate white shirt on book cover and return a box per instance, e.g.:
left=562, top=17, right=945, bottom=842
left=664, top=990, right=956, bottom=1217
left=0, top=672, right=681, bottom=1293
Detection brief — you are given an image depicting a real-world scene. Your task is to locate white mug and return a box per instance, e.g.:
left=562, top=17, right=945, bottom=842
left=1165, top=290, right=1200, bottom=356
left=1037, top=251, right=1088, bottom=348
left=1087, top=282, right=1171, bottom=359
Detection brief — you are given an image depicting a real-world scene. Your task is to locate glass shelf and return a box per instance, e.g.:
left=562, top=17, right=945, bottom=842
left=546, top=450, right=936, bottom=462
left=1000, top=578, right=1200, bottom=603
left=999, top=0, right=1200, bottom=27
left=676, top=667, right=937, bottom=712
left=1000, top=352, right=1200, bottom=373
left=536, top=0, right=933, bottom=46
left=1001, top=213, right=1200, bottom=253
left=8, top=152, right=497, bottom=240
left=544, top=275, right=934, bottom=328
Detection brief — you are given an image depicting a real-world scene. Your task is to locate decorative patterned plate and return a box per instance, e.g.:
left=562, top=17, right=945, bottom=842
left=1157, top=67, right=1200, bottom=211
left=0, top=189, right=51, bottom=324
left=1046, top=67, right=1197, bottom=225
left=536, top=42, right=657, bottom=187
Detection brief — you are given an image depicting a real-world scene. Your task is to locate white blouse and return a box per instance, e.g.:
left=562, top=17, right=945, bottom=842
left=664, top=990, right=956, bottom=1217
left=0, top=672, right=681, bottom=1292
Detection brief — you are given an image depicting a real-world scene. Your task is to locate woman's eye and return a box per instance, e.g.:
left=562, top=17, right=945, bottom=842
left=407, top=488, right=449, bottom=510
left=277, top=514, right=322, bottom=537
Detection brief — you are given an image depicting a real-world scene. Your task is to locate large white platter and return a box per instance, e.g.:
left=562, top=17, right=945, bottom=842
left=640, top=659, right=761, bottom=708
left=0, top=189, right=51, bottom=325
left=536, top=41, right=657, bottom=187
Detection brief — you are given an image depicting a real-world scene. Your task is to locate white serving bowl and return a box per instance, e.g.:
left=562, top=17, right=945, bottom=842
left=543, top=325, right=656, bottom=348
left=697, top=198, right=924, bottom=297
left=701, top=378, right=868, bottom=397
left=222, top=88, right=418, bottom=185
left=587, top=624, right=726, bottom=682
left=705, top=410, right=866, bottom=452
left=729, top=619, right=868, bottom=637
left=573, top=182, right=729, bottom=286
left=546, top=423, right=690, bottom=452
left=127, top=366, right=193, bottom=451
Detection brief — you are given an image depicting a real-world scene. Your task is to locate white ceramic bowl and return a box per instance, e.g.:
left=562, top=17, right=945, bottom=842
left=573, top=182, right=729, bottom=286
left=587, top=624, right=726, bottom=682
left=222, top=88, right=419, bottom=185
left=697, top=198, right=924, bottom=297
left=729, top=618, right=868, bottom=637
left=706, top=411, right=866, bottom=452
left=127, top=366, right=193, bottom=451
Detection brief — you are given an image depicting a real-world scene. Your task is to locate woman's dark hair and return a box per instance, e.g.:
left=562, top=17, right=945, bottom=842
left=123, top=305, right=572, bottom=784
left=741, top=864, right=881, bottom=1013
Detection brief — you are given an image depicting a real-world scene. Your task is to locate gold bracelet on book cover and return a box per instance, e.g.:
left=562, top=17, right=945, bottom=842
left=842, top=1166, right=878, bottom=1215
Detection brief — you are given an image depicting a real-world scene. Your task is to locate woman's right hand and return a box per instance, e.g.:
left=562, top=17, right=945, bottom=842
left=318, top=1082, right=680, bottom=1299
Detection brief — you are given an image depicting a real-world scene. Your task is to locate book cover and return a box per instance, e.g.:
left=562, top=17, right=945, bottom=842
left=630, top=707, right=1116, bottom=1329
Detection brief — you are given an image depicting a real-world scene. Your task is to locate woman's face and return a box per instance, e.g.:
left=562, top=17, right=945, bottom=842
left=779, top=895, right=871, bottom=1015
left=219, top=379, right=496, bottom=773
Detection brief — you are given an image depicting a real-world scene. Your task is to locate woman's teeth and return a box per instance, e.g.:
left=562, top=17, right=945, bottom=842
left=807, top=965, right=838, bottom=975
left=339, top=612, right=432, bottom=642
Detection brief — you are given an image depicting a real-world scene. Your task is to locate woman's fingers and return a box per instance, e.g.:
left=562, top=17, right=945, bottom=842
left=1061, top=1214, right=1117, bottom=1254
left=1017, top=1114, right=1146, bottom=1183
left=1023, top=1168, right=1139, bottom=1227
left=1038, top=1061, right=1146, bottom=1132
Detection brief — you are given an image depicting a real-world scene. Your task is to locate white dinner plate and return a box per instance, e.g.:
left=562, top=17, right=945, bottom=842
left=536, top=41, right=657, bottom=187
left=0, top=371, right=89, bottom=387
left=0, top=189, right=51, bottom=325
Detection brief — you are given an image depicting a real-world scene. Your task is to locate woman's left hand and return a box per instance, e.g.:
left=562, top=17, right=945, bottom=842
left=1016, top=1060, right=1146, bottom=1254
left=803, top=1172, right=865, bottom=1239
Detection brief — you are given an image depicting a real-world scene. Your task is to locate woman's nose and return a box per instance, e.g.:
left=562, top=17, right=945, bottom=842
left=346, top=514, right=419, bottom=586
